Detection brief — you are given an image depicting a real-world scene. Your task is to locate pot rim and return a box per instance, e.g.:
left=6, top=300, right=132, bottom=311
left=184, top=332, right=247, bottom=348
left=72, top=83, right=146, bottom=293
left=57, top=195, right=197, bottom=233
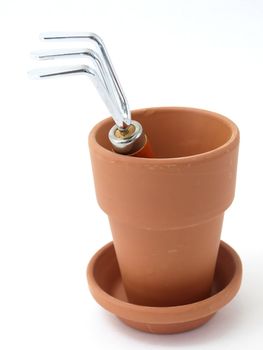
left=89, top=106, right=239, bottom=164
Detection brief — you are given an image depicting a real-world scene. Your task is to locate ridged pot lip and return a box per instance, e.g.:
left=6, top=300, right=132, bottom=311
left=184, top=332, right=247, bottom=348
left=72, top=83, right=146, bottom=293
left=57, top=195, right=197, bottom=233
left=89, top=106, right=240, bottom=165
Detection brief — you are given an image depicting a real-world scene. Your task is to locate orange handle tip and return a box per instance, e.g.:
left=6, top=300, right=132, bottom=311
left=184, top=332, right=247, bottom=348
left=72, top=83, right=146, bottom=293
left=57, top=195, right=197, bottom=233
left=130, top=135, right=153, bottom=158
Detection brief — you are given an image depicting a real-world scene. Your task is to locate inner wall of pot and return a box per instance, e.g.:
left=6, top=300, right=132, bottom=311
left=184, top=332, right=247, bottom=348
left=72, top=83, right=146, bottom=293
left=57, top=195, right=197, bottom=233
left=95, top=108, right=233, bottom=158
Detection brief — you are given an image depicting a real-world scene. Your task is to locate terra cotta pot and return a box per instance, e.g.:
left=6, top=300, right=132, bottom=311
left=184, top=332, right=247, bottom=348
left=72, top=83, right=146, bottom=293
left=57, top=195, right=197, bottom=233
left=88, top=107, right=239, bottom=307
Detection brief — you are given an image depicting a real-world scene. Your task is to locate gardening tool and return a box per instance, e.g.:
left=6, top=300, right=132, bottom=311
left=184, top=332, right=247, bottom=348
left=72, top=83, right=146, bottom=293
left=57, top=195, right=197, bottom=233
left=29, top=32, right=152, bottom=157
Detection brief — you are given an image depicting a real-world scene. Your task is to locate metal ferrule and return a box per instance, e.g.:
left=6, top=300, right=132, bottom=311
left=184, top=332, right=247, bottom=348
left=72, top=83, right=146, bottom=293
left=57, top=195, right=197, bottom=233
left=108, top=120, right=145, bottom=155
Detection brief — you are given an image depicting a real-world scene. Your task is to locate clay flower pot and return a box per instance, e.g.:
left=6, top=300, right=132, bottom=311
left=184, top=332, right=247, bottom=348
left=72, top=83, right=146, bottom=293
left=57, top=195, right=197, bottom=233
left=89, top=108, right=239, bottom=306
left=88, top=107, right=239, bottom=309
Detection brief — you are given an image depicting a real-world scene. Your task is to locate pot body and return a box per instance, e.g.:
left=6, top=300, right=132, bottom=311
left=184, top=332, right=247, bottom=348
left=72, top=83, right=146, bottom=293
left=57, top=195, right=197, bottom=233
left=89, top=107, right=239, bottom=307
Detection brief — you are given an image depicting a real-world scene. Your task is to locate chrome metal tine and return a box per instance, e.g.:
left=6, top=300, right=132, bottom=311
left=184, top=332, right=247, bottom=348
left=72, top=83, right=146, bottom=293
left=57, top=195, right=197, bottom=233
left=31, top=48, right=107, bottom=89
left=40, top=32, right=131, bottom=129
left=31, top=48, right=122, bottom=126
left=28, top=64, right=95, bottom=78
left=28, top=64, right=118, bottom=119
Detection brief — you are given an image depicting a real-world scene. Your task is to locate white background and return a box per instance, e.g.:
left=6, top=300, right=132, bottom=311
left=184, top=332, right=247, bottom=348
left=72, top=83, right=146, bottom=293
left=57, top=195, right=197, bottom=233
left=0, top=0, right=262, bottom=349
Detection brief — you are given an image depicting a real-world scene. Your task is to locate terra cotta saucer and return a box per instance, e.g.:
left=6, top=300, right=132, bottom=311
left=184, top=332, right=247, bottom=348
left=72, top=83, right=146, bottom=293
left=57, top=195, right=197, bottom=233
left=87, top=241, right=242, bottom=334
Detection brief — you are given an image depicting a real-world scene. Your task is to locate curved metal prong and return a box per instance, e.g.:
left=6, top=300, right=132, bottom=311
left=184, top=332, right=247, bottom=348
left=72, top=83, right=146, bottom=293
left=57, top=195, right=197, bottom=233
left=28, top=64, right=117, bottom=119
left=31, top=48, right=106, bottom=87
left=31, top=48, right=122, bottom=127
left=31, top=49, right=109, bottom=96
left=28, top=64, right=95, bottom=79
left=40, top=32, right=131, bottom=129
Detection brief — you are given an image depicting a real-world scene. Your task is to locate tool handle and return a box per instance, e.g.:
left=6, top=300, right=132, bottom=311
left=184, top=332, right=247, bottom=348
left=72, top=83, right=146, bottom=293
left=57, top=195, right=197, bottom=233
left=130, top=135, right=153, bottom=158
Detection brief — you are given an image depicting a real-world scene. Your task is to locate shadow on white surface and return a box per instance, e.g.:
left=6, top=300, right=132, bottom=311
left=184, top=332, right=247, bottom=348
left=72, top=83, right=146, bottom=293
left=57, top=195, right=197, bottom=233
left=100, top=300, right=244, bottom=347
